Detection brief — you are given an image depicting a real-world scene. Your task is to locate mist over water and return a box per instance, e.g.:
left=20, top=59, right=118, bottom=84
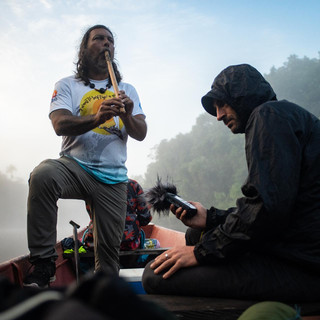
left=0, top=228, right=28, bottom=262
left=0, top=198, right=90, bottom=264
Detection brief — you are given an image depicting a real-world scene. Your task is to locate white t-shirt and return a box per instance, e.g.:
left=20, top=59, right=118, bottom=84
left=50, top=75, right=145, bottom=184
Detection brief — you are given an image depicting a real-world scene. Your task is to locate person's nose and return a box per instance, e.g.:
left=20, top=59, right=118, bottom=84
left=103, top=37, right=110, bottom=48
left=216, top=107, right=226, bottom=121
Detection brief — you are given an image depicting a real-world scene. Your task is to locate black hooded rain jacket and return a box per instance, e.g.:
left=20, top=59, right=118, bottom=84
left=196, top=64, right=320, bottom=270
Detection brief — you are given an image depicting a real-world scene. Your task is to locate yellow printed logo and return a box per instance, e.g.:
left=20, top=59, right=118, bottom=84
left=80, top=89, right=123, bottom=135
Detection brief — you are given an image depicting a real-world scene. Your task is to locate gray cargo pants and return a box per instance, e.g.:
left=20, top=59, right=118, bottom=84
left=27, top=156, right=127, bottom=274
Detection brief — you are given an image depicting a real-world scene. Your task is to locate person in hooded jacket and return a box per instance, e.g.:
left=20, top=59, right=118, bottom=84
left=142, top=64, right=320, bottom=301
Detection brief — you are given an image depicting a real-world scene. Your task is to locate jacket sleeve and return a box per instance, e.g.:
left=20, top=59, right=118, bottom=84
left=194, top=104, right=302, bottom=264
left=205, top=207, right=236, bottom=230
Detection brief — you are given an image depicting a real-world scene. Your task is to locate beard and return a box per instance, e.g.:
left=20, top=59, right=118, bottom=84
left=229, top=109, right=251, bottom=134
left=223, top=111, right=246, bottom=134
left=83, top=48, right=109, bottom=76
left=230, top=117, right=243, bottom=134
left=224, top=116, right=242, bottom=134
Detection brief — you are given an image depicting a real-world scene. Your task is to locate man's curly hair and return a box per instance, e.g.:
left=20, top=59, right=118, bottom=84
left=75, top=25, right=122, bottom=86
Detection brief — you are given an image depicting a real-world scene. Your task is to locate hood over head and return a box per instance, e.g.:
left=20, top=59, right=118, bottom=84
left=201, top=64, right=277, bottom=132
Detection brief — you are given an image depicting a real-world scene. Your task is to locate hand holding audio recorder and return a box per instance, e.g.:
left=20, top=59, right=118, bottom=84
left=146, top=177, right=197, bottom=219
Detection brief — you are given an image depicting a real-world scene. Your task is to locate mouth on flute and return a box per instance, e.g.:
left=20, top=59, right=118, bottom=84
left=102, top=48, right=111, bottom=56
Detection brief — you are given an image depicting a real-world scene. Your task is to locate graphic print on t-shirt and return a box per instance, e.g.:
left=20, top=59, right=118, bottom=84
left=79, top=89, right=124, bottom=137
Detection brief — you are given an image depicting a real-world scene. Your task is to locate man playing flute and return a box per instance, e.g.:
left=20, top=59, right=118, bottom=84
left=24, top=25, right=147, bottom=287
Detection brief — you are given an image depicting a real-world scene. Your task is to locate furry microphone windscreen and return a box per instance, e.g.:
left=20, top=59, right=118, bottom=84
left=145, top=176, right=177, bottom=214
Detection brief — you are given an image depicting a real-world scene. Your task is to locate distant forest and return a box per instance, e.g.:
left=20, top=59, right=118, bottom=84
left=1, top=54, right=320, bottom=245
left=140, top=54, right=320, bottom=230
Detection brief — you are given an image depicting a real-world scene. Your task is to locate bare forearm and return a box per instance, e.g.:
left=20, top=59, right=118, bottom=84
left=122, top=114, right=147, bottom=141
left=50, top=101, right=122, bottom=136
left=50, top=111, right=101, bottom=136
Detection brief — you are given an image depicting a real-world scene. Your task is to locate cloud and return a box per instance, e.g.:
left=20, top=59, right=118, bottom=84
left=39, top=0, right=52, bottom=9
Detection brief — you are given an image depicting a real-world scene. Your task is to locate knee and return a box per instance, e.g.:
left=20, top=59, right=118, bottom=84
left=142, top=261, right=159, bottom=294
left=29, top=159, right=58, bottom=188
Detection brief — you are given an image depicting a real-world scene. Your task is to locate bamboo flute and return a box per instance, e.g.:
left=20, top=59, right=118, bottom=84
left=105, top=51, right=125, bottom=113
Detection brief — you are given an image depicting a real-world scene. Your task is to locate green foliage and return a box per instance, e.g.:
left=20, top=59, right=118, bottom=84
left=143, top=54, right=320, bottom=224
left=265, top=54, right=320, bottom=117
